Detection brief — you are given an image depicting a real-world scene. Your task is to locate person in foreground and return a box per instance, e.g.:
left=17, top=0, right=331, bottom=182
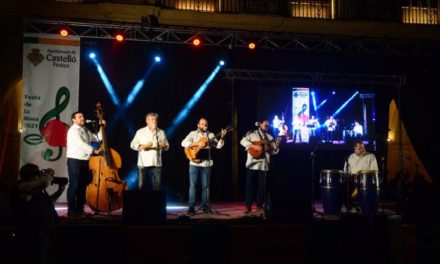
left=13, top=163, right=66, bottom=264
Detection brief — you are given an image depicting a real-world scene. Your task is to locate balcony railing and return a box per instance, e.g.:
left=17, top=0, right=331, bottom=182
left=402, top=0, right=439, bottom=25
left=290, top=0, right=332, bottom=19
left=73, top=0, right=440, bottom=25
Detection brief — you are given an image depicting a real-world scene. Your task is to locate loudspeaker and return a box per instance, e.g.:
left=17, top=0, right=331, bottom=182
left=122, top=190, right=166, bottom=224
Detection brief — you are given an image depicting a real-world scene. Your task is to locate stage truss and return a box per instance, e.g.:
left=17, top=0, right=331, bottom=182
left=24, top=18, right=440, bottom=57
left=222, top=69, right=405, bottom=88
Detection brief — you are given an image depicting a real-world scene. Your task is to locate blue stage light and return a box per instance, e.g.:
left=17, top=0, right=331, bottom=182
left=89, top=52, right=96, bottom=59
left=154, top=56, right=161, bottom=63
left=333, top=91, right=359, bottom=117
left=219, top=60, right=225, bottom=66
left=166, top=63, right=222, bottom=138
left=332, top=91, right=336, bottom=95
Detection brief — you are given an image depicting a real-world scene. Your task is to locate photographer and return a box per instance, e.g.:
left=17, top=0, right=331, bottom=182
left=13, top=163, right=67, bottom=264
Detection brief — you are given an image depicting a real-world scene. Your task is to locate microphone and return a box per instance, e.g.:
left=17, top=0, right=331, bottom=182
left=86, top=119, right=96, bottom=124
left=255, top=122, right=260, bottom=127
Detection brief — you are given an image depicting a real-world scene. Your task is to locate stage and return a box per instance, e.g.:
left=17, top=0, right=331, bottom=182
left=2, top=201, right=435, bottom=264
left=53, top=201, right=396, bottom=222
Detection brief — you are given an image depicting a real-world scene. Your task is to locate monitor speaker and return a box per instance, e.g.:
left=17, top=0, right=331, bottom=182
left=122, top=190, right=166, bottom=224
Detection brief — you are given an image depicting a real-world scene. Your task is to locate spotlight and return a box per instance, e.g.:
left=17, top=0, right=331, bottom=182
left=154, top=56, right=161, bottom=62
left=115, top=34, right=125, bottom=42
left=219, top=60, right=225, bottom=66
left=59, top=28, right=69, bottom=37
left=248, top=42, right=256, bottom=50
left=192, top=38, right=201, bottom=47
left=89, top=52, right=96, bottom=59
left=332, top=91, right=336, bottom=95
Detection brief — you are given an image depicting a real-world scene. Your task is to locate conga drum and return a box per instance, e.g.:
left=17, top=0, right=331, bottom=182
left=356, top=170, right=380, bottom=215
left=320, top=170, right=344, bottom=215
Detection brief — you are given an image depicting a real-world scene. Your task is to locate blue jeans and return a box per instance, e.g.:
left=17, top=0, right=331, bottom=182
left=245, top=169, right=267, bottom=208
left=138, top=166, right=161, bottom=190
left=188, top=165, right=211, bottom=210
left=67, top=158, right=89, bottom=213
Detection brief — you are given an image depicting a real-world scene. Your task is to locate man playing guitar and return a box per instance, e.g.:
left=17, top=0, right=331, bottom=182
left=181, top=118, right=227, bottom=214
left=240, top=119, right=281, bottom=215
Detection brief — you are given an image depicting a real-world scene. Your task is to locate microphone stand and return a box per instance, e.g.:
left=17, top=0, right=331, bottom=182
left=310, top=144, right=321, bottom=217
left=344, top=157, right=351, bottom=214
left=380, top=156, right=386, bottom=214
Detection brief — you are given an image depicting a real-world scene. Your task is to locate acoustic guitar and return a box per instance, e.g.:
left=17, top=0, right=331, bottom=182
left=248, top=136, right=283, bottom=159
left=184, top=125, right=233, bottom=163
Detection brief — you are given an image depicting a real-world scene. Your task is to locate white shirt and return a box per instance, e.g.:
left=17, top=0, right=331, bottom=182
left=344, top=152, right=378, bottom=175
left=353, top=124, right=363, bottom=136
left=66, top=124, right=100, bottom=160
left=325, top=119, right=337, bottom=131
left=181, top=130, right=224, bottom=167
left=130, top=127, right=169, bottom=167
left=240, top=129, right=279, bottom=171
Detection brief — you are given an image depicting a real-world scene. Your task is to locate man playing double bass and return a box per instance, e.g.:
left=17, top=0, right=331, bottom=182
left=66, top=112, right=104, bottom=217
left=130, top=112, right=169, bottom=191
left=181, top=118, right=227, bottom=214
left=240, top=119, right=281, bottom=215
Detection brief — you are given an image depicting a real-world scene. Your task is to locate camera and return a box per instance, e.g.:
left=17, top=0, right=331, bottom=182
left=51, top=177, right=68, bottom=185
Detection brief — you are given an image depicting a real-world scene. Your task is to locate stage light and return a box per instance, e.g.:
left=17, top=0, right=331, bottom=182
left=167, top=63, right=223, bottom=138
left=248, top=42, right=256, bottom=50
left=332, top=91, right=336, bottom=95
left=333, top=91, right=359, bottom=117
left=192, top=38, right=201, bottom=47
left=219, top=60, right=225, bottom=66
left=154, top=56, right=161, bottom=62
left=311, top=91, right=318, bottom=112
left=115, top=34, right=125, bottom=42
left=59, top=28, right=69, bottom=37
left=89, top=52, right=96, bottom=59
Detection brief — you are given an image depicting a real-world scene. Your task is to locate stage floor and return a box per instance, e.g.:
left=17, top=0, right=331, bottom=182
left=54, top=201, right=396, bottom=223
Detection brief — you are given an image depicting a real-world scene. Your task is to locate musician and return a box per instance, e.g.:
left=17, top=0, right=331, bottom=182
left=352, top=121, right=363, bottom=138
left=66, top=111, right=104, bottom=217
left=306, top=115, right=320, bottom=137
left=181, top=118, right=227, bottom=214
left=324, top=115, right=337, bottom=143
left=292, top=114, right=303, bottom=143
left=240, top=119, right=281, bottom=215
left=344, top=140, right=378, bottom=212
left=130, top=112, right=169, bottom=191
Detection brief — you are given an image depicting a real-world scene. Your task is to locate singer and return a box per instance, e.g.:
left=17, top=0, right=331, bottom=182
left=240, top=119, right=281, bottom=215
left=66, top=111, right=104, bottom=217
left=130, top=112, right=169, bottom=191
left=181, top=118, right=227, bottom=214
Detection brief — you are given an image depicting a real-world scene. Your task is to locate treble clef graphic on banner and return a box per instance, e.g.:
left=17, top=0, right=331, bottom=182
left=23, top=86, right=70, bottom=161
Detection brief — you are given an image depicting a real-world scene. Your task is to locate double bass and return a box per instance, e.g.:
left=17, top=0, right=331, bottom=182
left=86, top=102, right=127, bottom=212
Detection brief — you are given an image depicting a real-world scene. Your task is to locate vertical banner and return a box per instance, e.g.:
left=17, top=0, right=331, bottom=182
left=292, top=88, right=310, bottom=142
left=21, top=33, right=80, bottom=202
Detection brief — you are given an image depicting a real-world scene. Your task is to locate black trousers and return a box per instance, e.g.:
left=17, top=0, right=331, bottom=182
left=67, top=158, right=89, bottom=213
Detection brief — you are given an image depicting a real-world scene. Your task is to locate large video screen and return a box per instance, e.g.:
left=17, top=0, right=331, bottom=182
left=271, top=88, right=376, bottom=147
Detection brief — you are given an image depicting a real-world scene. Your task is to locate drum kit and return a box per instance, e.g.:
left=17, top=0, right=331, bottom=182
left=319, top=169, right=381, bottom=215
